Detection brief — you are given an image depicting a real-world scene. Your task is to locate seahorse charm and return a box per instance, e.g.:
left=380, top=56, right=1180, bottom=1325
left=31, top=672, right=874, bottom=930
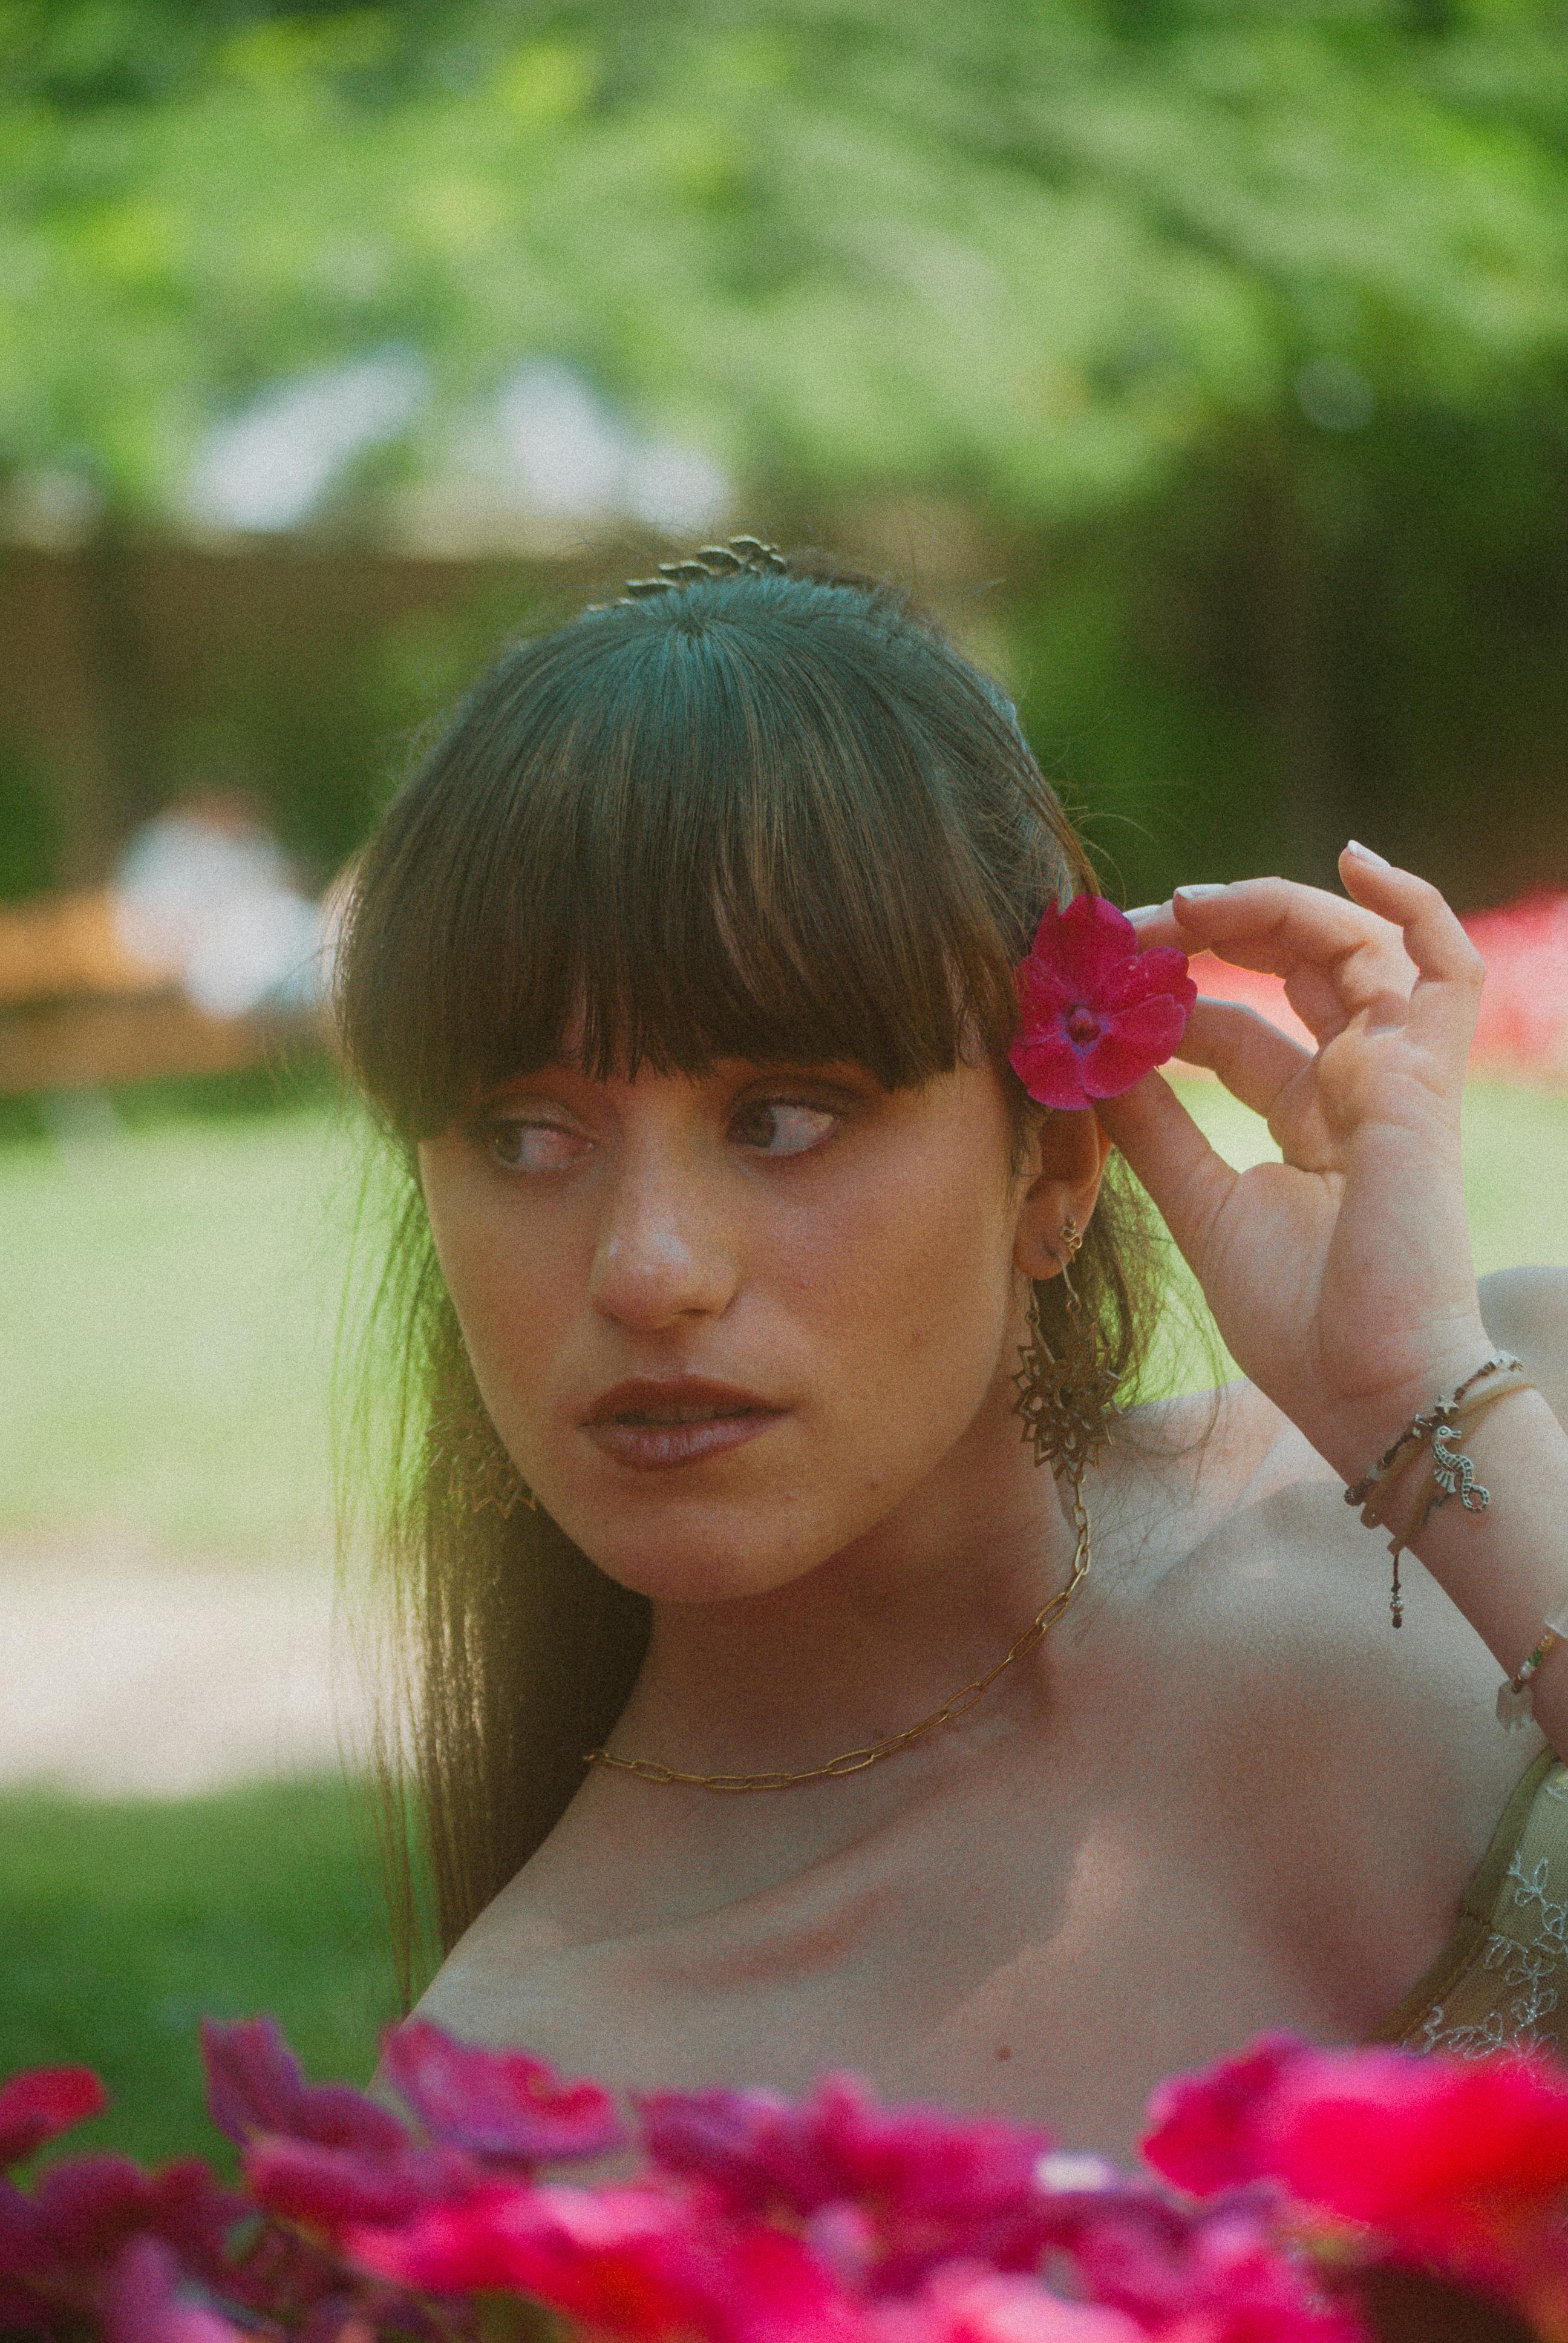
left=1432, top=1421, right=1491, bottom=1513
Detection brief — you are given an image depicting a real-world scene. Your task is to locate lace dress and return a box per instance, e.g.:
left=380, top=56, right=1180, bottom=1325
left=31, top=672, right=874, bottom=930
left=1370, top=1746, right=1568, bottom=2057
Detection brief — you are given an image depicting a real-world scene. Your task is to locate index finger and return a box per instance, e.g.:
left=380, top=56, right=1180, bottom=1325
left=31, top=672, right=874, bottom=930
left=1165, top=875, right=1413, bottom=994
left=1335, top=844, right=1485, bottom=1064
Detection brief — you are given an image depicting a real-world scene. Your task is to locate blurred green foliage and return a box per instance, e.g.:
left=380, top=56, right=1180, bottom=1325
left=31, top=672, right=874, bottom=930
left=5, top=1, right=1568, bottom=519
left=2, top=2, right=1568, bottom=902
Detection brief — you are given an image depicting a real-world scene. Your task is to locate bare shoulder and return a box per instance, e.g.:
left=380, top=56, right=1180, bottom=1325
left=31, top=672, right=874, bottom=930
left=1108, top=1371, right=1545, bottom=1913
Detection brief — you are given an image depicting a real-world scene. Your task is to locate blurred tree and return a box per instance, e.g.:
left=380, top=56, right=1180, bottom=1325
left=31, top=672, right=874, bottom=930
left=1, top=0, right=1566, bottom=897
left=4, top=0, right=1567, bottom=523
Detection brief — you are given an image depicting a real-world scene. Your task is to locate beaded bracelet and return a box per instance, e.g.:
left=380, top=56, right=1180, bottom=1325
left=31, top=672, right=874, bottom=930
left=1345, top=1354, right=1532, bottom=1628
left=1498, top=1604, right=1568, bottom=1731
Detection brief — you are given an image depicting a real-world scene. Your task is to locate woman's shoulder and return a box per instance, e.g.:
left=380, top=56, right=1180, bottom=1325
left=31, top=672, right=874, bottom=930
left=1105, top=1369, right=1545, bottom=1914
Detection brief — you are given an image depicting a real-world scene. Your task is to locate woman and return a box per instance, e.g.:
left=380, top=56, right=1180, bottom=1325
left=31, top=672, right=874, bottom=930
left=338, top=540, right=1568, bottom=2161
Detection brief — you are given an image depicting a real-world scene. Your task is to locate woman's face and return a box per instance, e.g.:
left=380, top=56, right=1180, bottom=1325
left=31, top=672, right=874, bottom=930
left=417, top=1052, right=1047, bottom=1604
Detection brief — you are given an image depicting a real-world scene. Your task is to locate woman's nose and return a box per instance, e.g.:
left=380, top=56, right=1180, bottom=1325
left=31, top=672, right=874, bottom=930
left=587, top=1147, right=740, bottom=1332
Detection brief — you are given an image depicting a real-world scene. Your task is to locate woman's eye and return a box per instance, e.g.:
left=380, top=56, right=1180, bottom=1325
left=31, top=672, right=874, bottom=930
left=480, top=1118, right=588, bottom=1172
left=731, top=1099, right=837, bottom=1158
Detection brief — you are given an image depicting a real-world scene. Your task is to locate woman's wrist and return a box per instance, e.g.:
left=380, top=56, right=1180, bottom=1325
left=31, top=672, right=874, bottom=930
left=1301, top=1315, right=1498, bottom=1489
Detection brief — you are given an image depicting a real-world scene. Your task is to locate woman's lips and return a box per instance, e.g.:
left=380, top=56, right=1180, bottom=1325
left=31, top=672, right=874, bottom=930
left=581, top=1379, right=786, bottom=1472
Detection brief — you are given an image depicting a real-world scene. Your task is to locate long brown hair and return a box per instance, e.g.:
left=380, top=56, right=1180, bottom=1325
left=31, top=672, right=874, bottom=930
left=335, top=548, right=1169, bottom=2008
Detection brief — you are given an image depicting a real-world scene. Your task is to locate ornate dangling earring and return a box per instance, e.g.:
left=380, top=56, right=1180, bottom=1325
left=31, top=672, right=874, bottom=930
left=430, top=1383, right=537, bottom=1519
left=1012, top=1216, right=1122, bottom=1484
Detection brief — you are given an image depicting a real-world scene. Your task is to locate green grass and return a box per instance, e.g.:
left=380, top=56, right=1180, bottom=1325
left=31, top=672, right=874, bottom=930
left=0, top=1099, right=370, bottom=1561
left=0, top=1773, right=403, bottom=2171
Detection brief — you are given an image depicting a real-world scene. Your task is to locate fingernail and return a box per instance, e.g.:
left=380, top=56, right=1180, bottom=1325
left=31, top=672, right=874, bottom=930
left=1123, top=902, right=1165, bottom=922
left=1174, top=882, right=1229, bottom=898
left=1345, top=839, right=1390, bottom=868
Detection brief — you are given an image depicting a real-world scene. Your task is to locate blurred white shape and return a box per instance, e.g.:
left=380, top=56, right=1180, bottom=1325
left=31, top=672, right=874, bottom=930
left=188, top=349, right=428, bottom=532
left=626, top=438, right=732, bottom=534
left=471, top=359, right=732, bottom=536
left=1036, top=2151, right=1119, bottom=2193
left=113, top=800, right=329, bottom=1017
left=0, top=1547, right=364, bottom=1796
left=496, top=359, right=630, bottom=518
left=183, top=890, right=326, bottom=1018
left=1295, top=355, right=1376, bottom=433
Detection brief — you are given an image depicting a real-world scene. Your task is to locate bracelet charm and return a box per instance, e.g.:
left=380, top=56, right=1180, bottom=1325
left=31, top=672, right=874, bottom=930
left=1343, top=1354, right=1532, bottom=1629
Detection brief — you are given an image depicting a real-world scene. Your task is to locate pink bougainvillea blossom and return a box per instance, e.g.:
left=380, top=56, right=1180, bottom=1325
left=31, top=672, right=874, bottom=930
left=351, top=2178, right=864, bottom=2343
left=1009, top=897, right=1196, bottom=1111
left=242, top=2133, right=486, bottom=2238
left=16, top=2017, right=1568, bottom=2343
left=0, top=2068, right=107, bottom=2172
left=1032, top=2174, right=1362, bottom=2342
left=636, top=2073, right=1057, bottom=2290
left=200, top=2017, right=405, bottom=2158
left=0, top=2151, right=248, bottom=2342
left=871, top=2266, right=1145, bottom=2342
left=1143, top=2029, right=1568, bottom=2312
left=379, top=2019, right=624, bottom=2169
left=101, top=2233, right=246, bottom=2343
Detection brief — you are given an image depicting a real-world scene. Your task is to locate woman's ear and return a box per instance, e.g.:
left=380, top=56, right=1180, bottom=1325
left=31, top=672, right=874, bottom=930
left=1012, top=1108, right=1114, bottom=1280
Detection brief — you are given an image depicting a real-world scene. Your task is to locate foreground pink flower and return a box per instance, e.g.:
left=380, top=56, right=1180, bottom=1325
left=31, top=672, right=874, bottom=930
left=200, top=2018, right=405, bottom=2157
left=1033, top=2175, right=1362, bottom=2342
left=350, top=2178, right=863, bottom=2342
left=636, top=2073, right=1057, bottom=2289
left=102, top=2233, right=244, bottom=2343
left=380, top=2019, right=624, bottom=2168
left=0, top=2068, right=106, bottom=2171
left=1143, top=2030, right=1568, bottom=2304
left=1009, top=897, right=1196, bottom=1111
left=243, top=2132, right=486, bottom=2237
left=873, top=2266, right=1145, bottom=2342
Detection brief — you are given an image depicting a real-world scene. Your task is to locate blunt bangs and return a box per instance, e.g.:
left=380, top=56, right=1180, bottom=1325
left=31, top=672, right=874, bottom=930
left=338, top=568, right=1080, bottom=1138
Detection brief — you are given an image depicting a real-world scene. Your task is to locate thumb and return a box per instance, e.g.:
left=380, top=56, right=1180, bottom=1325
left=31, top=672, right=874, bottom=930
left=1095, top=1070, right=1237, bottom=1274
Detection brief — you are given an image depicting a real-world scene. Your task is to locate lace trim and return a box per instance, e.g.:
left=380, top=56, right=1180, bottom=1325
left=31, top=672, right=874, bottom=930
left=1411, top=1774, right=1568, bottom=2059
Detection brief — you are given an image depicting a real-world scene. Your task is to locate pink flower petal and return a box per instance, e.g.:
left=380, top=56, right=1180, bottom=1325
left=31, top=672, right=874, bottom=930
left=637, top=2074, right=1057, bottom=2295
left=103, top=2234, right=244, bottom=2343
left=379, top=2021, right=623, bottom=2168
left=1102, top=946, right=1197, bottom=1015
left=1007, top=1035, right=1097, bottom=1112
left=351, top=2181, right=862, bottom=2343
left=200, top=2019, right=405, bottom=2156
left=1011, top=897, right=1195, bottom=1109
left=0, top=2068, right=106, bottom=2169
left=1033, top=898, right=1141, bottom=998
left=1141, top=2034, right=1311, bottom=2196
left=244, top=2134, right=485, bottom=2236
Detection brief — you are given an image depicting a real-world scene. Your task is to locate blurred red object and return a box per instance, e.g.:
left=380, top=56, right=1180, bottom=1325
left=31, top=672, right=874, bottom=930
left=1180, top=891, right=1568, bottom=1084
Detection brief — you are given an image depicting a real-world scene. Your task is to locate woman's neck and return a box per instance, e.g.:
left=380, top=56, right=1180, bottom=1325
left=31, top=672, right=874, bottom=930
left=605, top=1368, right=1084, bottom=1789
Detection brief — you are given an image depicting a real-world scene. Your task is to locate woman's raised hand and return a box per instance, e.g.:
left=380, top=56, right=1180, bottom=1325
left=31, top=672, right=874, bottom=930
left=1094, top=844, right=1494, bottom=1480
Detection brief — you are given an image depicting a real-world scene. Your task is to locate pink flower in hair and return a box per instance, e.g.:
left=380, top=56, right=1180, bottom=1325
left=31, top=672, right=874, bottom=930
left=1009, top=898, right=1195, bottom=1112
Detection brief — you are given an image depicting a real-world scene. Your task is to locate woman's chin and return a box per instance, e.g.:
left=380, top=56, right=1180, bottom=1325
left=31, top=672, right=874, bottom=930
left=563, top=1500, right=840, bottom=1608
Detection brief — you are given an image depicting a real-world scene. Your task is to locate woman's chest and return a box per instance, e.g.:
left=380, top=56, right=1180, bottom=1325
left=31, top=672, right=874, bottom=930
left=422, top=1775, right=1431, bottom=2161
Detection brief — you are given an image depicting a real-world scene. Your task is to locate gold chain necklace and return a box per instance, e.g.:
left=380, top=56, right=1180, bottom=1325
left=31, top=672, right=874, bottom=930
left=583, top=1487, right=1091, bottom=1792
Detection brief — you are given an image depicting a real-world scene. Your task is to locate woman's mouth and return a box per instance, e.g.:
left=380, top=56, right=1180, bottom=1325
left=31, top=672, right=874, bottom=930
left=581, top=1378, right=786, bottom=1472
